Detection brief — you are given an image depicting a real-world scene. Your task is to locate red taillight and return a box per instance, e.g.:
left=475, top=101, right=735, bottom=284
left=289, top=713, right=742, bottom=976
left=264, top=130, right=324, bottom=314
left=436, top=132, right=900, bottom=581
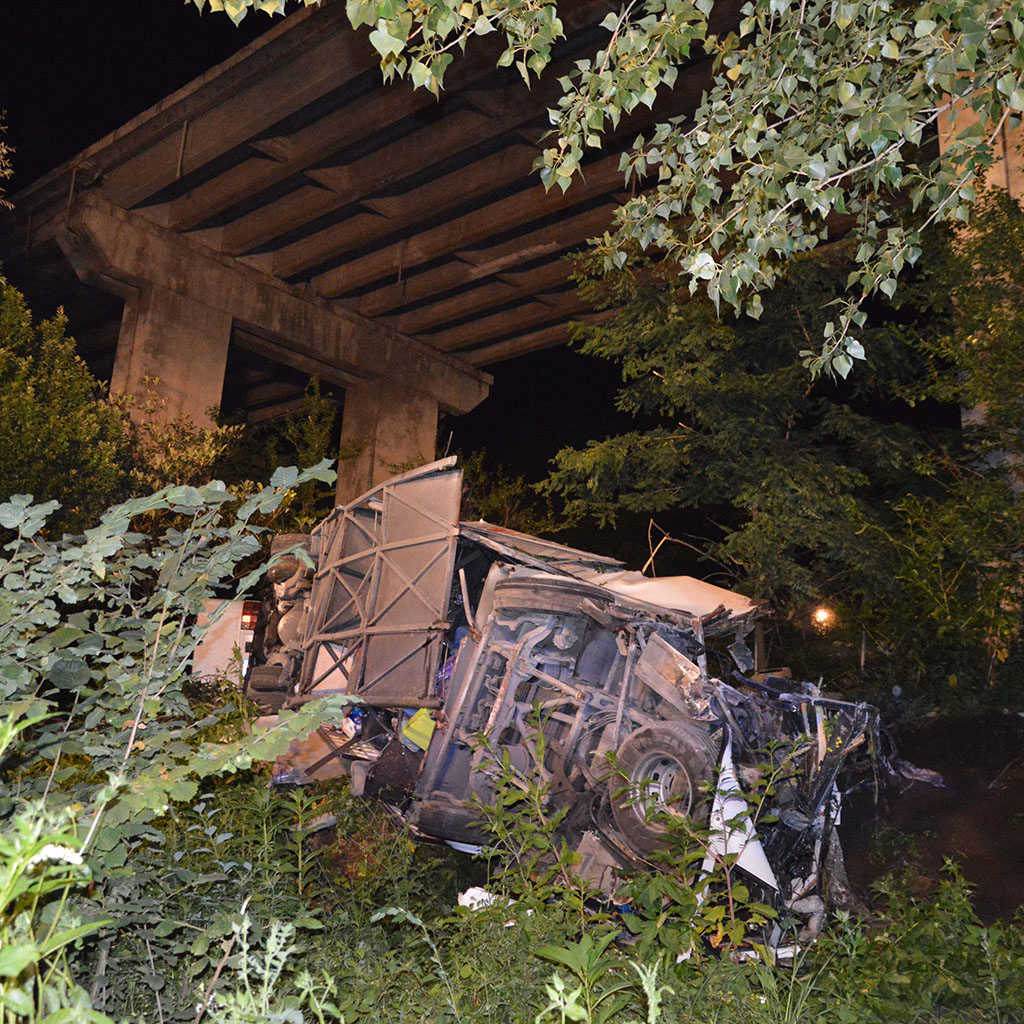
left=240, top=600, right=261, bottom=631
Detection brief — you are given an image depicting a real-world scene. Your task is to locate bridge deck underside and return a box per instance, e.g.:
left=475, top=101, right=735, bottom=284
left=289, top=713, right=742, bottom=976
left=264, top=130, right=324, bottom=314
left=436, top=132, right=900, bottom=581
left=4, top=0, right=746, bottom=423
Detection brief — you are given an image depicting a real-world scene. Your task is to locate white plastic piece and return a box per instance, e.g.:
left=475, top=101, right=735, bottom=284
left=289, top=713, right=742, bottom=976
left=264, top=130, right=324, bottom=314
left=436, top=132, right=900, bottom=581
left=445, top=841, right=484, bottom=855
left=702, top=735, right=780, bottom=891
left=458, top=886, right=503, bottom=910
left=576, top=570, right=759, bottom=620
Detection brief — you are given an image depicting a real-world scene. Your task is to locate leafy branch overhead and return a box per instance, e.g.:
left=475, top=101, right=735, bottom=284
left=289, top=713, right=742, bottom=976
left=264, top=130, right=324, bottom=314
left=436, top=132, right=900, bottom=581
left=192, top=0, right=1024, bottom=375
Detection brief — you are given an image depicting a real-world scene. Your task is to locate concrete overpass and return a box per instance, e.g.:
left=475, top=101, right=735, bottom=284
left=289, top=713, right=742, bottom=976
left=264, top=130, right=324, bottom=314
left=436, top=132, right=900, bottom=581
left=0, top=0, right=735, bottom=497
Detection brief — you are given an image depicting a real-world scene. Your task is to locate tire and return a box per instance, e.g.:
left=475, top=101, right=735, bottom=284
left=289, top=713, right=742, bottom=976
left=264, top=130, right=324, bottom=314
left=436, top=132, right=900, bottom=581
left=609, top=721, right=718, bottom=858
left=245, top=664, right=291, bottom=713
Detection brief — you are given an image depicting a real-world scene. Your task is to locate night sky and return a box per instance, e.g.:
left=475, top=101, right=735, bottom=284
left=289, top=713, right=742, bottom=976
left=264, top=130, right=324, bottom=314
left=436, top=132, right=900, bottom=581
left=1, top=0, right=630, bottom=485
left=2, top=1, right=272, bottom=189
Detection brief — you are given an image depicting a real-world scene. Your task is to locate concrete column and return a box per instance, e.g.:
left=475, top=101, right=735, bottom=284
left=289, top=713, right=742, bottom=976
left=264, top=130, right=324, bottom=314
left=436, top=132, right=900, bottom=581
left=335, top=378, right=439, bottom=502
left=111, top=284, right=232, bottom=425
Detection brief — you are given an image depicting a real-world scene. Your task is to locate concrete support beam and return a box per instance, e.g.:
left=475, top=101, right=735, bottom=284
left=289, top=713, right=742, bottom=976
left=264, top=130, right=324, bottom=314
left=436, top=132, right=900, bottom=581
left=336, top=378, right=439, bottom=502
left=56, top=194, right=491, bottom=416
left=112, top=285, right=231, bottom=425
left=352, top=201, right=620, bottom=318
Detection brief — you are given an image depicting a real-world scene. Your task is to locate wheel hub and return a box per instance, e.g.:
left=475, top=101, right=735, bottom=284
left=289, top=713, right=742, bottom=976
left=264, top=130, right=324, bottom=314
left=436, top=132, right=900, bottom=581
left=630, top=752, right=695, bottom=819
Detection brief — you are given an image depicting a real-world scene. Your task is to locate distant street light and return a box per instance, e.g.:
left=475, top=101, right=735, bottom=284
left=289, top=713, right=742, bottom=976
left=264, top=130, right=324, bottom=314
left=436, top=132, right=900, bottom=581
left=813, top=606, right=834, bottom=628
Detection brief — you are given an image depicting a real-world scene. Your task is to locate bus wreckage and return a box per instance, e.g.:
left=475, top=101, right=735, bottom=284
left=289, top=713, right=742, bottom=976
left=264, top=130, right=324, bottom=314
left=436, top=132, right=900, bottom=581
left=242, top=458, right=880, bottom=935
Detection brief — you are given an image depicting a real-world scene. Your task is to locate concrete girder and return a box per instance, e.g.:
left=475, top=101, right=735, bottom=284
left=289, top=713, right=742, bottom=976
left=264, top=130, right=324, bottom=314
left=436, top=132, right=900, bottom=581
left=56, top=194, right=491, bottom=424
left=462, top=310, right=616, bottom=366
left=225, top=129, right=536, bottom=258
left=7, top=2, right=358, bottom=222
left=351, top=201, right=621, bottom=318
left=297, top=154, right=625, bottom=294
left=167, top=0, right=624, bottom=234
left=389, top=259, right=573, bottom=335
left=420, top=287, right=589, bottom=353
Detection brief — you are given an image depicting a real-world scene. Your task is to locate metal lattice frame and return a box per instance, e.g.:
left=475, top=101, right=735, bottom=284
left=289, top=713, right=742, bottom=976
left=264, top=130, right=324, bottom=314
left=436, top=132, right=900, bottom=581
left=298, top=459, right=462, bottom=705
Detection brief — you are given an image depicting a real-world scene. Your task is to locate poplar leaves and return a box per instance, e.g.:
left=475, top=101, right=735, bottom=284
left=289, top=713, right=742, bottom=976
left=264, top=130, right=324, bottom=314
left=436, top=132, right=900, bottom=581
left=191, top=0, right=1024, bottom=376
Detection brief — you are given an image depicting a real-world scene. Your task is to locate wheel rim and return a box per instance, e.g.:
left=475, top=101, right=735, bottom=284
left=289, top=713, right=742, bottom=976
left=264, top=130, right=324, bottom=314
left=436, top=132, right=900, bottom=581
left=629, top=751, right=695, bottom=820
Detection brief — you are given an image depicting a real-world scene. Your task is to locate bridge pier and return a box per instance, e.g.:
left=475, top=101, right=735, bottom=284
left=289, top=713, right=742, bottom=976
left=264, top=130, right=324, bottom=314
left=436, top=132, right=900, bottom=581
left=50, top=194, right=489, bottom=485
left=336, top=378, right=439, bottom=502
left=112, top=284, right=232, bottom=425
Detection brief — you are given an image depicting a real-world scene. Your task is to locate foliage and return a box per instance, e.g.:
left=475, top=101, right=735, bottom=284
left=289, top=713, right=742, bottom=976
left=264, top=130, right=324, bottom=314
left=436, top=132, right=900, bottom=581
left=457, top=450, right=573, bottom=535
left=189, top=0, right=320, bottom=27
left=876, top=193, right=1024, bottom=688
left=0, top=278, right=340, bottom=537
left=869, top=475, right=1024, bottom=689
left=544, top=248, right=932, bottom=603
left=0, top=355, right=1016, bottom=1022
left=193, top=0, right=1024, bottom=374
left=2, top=541, right=1022, bottom=1023
left=0, top=469, right=351, bottom=1019
left=123, top=388, right=247, bottom=493
left=233, top=764, right=1024, bottom=1024
left=853, top=190, right=1024, bottom=686
left=201, top=916, right=345, bottom=1024
left=542, top=201, right=1024, bottom=698
left=217, top=379, right=342, bottom=532
left=533, top=931, right=635, bottom=1024
left=804, top=866, right=1024, bottom=1024
left=0, top=278, right=129, bottom=532
left=912, top=187, right=1024, bottom=445
left=122, top=376, right=340, bottom=534
left=0, top=116, right=12, bottom=211
left=0, top=714, right=112, bottom=1023
left=609, top=747, right=788, bottom=958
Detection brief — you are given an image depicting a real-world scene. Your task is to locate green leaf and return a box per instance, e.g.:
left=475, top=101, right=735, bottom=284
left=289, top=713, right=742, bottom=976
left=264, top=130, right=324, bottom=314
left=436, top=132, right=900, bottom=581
left=410, top=60, right=432, bottom=89
left=368, top=23, right=406, bottom=58
left=833, top=353, right=854, bottom=378
left=37, top=921, right=113, bottom=958
left=0, top=989, right=34, bottom=1016
left=0, top=943, right=38, bottom=978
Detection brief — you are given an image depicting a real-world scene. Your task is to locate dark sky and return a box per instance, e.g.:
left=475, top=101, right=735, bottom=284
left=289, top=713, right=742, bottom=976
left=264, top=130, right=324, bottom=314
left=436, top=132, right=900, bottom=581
left=2, top=1, right=272, bottom=190
left=1, top=1, right=631, bottom=496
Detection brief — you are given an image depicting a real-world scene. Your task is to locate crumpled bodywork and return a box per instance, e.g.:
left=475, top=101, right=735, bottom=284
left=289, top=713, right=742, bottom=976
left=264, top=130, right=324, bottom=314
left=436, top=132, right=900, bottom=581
left=245, top=458, right=880, bottom=931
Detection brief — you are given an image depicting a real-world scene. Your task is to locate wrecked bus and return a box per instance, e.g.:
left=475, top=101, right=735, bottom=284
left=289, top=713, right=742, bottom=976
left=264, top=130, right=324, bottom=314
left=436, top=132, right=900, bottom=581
left=242, top=457, right=878, bottom=933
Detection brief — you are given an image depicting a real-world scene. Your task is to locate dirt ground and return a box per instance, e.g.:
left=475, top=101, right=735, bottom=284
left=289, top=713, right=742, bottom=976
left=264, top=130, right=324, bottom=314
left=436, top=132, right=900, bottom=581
left=839, top=710, right=1024, bottom=922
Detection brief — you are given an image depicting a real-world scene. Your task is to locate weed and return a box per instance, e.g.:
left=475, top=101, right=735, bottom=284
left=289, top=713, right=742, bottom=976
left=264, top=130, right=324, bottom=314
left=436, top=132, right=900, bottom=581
left=199, top=914, right=343, bottom=1024
left=534, top=931, right=633, bottom=1024
left=371, top=906, right=461, bottom=1021
left=0, top=712, right=112, bottom=1022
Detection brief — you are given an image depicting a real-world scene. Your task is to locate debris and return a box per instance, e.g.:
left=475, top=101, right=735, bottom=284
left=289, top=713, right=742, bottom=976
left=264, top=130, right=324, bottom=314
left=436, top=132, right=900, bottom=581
left=892, top=759, right=946, bottom=788
left=243, top=458, right=888, bottom=934
left=457, top=887, right=506, bottom=911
